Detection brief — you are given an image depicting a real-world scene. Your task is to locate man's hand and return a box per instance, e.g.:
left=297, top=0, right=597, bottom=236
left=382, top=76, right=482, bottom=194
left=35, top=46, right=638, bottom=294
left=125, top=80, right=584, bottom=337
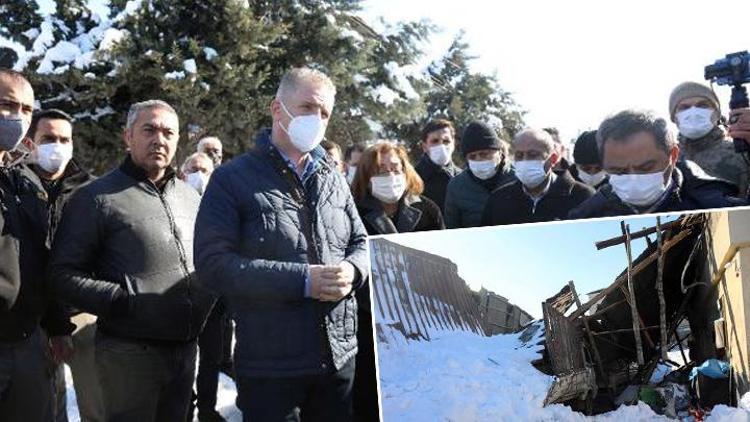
left=309, top=262, right=356, bottom=302
left=727, top=108, right=750, bottom=141
left=49, top=335, right=74, bottom=365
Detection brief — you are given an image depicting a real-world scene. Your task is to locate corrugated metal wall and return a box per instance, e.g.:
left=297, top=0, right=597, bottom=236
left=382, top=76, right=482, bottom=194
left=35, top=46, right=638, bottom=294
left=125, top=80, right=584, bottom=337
left=370, top=238, right=486, bottom=344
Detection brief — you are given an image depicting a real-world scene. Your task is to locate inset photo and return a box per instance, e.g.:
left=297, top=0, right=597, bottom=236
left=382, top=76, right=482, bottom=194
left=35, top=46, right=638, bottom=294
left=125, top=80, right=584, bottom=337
left=370, top=208, right=750, bottom=421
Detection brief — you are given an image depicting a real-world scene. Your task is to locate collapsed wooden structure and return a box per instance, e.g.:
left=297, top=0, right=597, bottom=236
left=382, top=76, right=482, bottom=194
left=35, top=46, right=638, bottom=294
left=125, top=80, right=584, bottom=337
left=539, top=214, right=718, bottom=412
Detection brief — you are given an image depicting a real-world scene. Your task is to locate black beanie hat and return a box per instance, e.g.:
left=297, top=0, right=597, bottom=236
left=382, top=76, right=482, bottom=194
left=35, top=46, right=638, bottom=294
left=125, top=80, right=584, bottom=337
left=573, top=130, right=600, bottom=165
left=461, top=121, right=502, bottom=157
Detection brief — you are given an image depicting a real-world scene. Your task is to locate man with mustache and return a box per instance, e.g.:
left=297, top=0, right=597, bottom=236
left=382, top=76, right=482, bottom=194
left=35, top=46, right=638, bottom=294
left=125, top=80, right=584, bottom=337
left=50, top=100, right=215, bottom=422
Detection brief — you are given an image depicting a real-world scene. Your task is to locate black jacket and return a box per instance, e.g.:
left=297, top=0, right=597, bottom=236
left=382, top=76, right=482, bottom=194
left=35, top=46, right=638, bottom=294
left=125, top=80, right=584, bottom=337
left=0, top=170, right=20, bottom=310
left=356, top=194, right=445, bottom=236
left=194, top=130, right=370, bottom=377
left=415, top=154, right=460, bottom=213
left=568, top=161, right=747, bottom=219
left=0, top=166, right=74, bottom=341
left=481, top=170, right=595, bottom=226
left=49, top=156, right=215, bottom=343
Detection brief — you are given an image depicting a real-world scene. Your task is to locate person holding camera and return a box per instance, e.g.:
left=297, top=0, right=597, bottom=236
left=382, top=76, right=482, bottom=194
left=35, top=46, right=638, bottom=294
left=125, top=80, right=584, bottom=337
left=669, top=81, right=750, bottom=196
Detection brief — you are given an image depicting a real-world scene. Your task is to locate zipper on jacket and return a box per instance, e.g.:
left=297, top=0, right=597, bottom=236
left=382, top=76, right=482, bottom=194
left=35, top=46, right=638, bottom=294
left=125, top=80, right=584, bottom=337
left=153, top=183, right=194, bottom=339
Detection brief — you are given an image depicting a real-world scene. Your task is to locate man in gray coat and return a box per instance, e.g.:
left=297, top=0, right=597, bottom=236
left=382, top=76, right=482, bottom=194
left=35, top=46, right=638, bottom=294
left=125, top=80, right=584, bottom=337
left=50, top=100, right=215, bottom=422
left=444, top=121, right=515, bottom=229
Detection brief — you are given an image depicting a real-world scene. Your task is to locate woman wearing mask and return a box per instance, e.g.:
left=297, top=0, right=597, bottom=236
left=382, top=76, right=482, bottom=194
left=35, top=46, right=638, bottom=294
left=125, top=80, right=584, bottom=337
left=350, top=141, right=444, bottom=422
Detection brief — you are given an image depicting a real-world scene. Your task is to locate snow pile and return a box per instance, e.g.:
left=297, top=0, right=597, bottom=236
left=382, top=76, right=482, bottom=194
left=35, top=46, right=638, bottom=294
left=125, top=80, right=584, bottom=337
left=377, top=328, right=750, bottom=421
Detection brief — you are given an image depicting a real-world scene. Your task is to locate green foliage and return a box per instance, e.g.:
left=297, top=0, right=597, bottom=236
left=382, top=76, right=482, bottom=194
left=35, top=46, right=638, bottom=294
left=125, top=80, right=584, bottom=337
left=6, top=0, right=525, bottom=174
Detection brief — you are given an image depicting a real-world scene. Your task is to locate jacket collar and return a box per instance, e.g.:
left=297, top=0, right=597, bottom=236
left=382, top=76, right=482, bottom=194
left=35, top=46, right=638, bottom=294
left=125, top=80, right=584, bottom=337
left=255, top=128, right=330, bottom=176
left=601, top=165, right=685, bottom=213
left=417, top=154, right=459, bottom=179
left=119, top=155, right=176, bottom=190
left=678, top=126, right=725, bottom=155
left=359, top=193, right=423, bottom=234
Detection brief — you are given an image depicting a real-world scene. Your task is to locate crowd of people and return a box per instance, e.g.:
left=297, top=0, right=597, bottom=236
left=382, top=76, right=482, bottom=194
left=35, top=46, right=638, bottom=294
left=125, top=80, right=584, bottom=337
left=2, top=63, right=750, bottom=422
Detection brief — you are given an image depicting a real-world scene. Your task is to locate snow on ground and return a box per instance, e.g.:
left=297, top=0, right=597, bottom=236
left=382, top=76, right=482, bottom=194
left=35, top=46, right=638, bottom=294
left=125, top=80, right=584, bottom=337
left=377, top=328, right=750, bottom=421
left=65, top=367, right=242, bottom=421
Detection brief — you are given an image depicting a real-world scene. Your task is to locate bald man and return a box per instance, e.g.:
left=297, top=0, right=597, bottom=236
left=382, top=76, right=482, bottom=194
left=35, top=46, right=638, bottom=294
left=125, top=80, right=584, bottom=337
left=481, top=128, right=594, bottom=226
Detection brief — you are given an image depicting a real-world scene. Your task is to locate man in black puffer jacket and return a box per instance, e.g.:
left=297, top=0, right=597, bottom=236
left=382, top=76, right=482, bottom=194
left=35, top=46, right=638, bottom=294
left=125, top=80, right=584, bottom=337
left=195, top=68, right=369, bottom=422
left=569, top=110, right=746, bottom=219
left=50, top=100, right=215, bottom=422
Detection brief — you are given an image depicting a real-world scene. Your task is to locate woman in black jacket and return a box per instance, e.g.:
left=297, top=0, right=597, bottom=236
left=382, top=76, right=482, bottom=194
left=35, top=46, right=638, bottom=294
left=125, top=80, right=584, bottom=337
left=349, top=141, right=444, bottom=422
left=352, top=141, right=445, bottom=235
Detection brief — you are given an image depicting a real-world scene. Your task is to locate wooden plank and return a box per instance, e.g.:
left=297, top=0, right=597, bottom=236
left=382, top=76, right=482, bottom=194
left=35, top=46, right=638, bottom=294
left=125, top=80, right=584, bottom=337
left=595, top=219, right=683, bottom=250
left=570, top=228, right=693, bottom=319
left=623, top=222, right=644, bottom=365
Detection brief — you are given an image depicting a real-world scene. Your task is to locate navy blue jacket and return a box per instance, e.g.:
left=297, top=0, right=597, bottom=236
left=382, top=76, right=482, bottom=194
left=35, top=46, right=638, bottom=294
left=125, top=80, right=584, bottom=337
left=569, top=161, right=747, bottom=219
left=194, top=130, right=369, bottom=378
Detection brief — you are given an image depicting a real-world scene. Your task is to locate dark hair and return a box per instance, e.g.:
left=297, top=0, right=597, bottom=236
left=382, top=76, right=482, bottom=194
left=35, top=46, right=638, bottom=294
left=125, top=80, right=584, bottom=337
left=344, top=142, right=366, bottom=161
left=421, top=119, right=455, bottom=143
left=28, top=109, right=74, bottom=139
left=596, top=110, right=675, bottom=158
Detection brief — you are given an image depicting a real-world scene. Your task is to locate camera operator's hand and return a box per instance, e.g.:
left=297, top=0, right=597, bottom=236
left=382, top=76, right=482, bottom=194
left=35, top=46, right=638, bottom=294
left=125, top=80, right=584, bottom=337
left=727, top=108, right=750, bottom=141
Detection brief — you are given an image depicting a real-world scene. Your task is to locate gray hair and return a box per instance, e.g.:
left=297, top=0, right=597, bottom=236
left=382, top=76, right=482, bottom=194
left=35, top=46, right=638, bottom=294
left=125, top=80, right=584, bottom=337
left=512, top=128, right=555, bottom=155
left=275, top=67, right=337, bottom=102
left=125, top=100, right=178, bottom=131
left=197, top=136, right=222, bottom=152
left=181, top=152, right=214, bottom=174
left=597, top=110, right=676, bottom=158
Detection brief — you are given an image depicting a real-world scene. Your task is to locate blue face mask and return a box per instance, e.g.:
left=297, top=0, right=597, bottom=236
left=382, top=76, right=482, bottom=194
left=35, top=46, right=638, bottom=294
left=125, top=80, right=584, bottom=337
left=0, top=115, right=26, bottom=153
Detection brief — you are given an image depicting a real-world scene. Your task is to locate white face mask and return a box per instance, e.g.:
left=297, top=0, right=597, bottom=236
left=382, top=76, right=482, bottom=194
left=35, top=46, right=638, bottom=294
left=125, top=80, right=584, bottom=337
left=185, top=171, right=210, bottom=195
left=468, top=157, right=500, bottom=180
left=370, top=173, right=407, bottom=204
left=428, top=144, right=452, bottom=167
left=346, top=165, right=357, bottom=185
left=577, top=166, right=607, bottom=187
left=609, top=168, right=670, bottom=207
left=0, top=114, right=29, bottom=153
left=514, top=159, right=549, bottom=188
left=35, top=142, right=73, bottom=174
left=676, top=106, right=715, bottom=140
left=278, top=100, right=327, bottom=153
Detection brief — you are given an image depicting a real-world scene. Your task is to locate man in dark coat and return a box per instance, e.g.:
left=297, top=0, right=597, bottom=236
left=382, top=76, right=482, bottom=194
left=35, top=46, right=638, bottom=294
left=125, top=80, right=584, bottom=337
left=569, top=110, right=746, bottom=219
left=21, top=109, right=99, bottom=422
left=0, top=69, right=75, bottom=422
left=482, top=128, right=594, bottom=226
left=194, top=68, right=370, bottom=422
left=50, top=100, right=215, bottom=422
left=445, top=121, right=515, bottom=229
left=415, top=119, right=461, bottom=213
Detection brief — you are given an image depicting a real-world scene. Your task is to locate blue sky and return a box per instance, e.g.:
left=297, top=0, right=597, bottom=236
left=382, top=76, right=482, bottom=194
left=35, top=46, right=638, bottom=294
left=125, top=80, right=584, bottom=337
left=380, top=213, right=680, bottom=319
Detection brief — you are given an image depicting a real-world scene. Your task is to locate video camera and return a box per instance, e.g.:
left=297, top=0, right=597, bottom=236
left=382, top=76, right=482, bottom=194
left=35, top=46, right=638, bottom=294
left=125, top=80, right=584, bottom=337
left=704, top=51, right=750, bottom=153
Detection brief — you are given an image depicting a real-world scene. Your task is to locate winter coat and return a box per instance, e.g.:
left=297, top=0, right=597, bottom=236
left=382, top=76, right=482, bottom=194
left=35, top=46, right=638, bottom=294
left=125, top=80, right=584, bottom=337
left=0, top=167, right=21, bottom=310
left=49, top=156, right=215, bottom=343
left=444, top=160, right=515, bottom=229
left=194, top=129, right=370, bottom=378
left=679, top=127, right=749, bottom=196
left=568, top=160, right=747, bottom=219
left=481, top=170, right=595, bottom=226
left=415, top=154, right=460, bottom=214
left=356, top=193, right=445, bottom=236
left=0, top=166, right=74, bottom=341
